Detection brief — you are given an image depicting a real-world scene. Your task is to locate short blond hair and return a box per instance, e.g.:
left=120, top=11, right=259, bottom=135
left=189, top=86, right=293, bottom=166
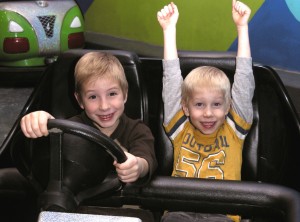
left=181, top=66, right=231, bottom=107
left=74, top=51, right=128, bottom=97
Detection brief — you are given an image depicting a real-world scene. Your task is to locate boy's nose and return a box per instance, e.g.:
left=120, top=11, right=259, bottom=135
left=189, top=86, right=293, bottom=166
left=99, top=99, right=109, bottom=110
left=203, top=106, right=212, bottom=117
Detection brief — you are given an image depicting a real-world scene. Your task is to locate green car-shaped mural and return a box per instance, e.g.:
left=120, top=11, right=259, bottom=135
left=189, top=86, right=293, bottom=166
left=0, top=0, right=85, bottom=66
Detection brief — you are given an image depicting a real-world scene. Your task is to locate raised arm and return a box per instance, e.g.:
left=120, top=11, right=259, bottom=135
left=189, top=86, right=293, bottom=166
left=231, top=0, right=254, bottom=124
left=232, top=0, right=251, bottom=58
left=157, top=2, right=179, bottom=60
left=157, top=2, right=182, bottom=125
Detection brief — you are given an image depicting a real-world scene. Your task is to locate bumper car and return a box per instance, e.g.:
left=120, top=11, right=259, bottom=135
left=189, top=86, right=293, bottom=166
left=1, top=49, right=300, bottom=222
left=0, top=0, right=84, bottom=67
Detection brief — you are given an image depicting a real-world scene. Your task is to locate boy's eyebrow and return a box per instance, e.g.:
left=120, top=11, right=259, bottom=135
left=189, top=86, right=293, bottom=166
left=106, top=86, right=122, bottom=91
left=84, top=86, right=121, bottom=93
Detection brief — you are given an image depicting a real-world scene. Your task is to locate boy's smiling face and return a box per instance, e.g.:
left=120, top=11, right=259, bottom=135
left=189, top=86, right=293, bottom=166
left=182, top=87, right=230, bottom=135
left=75, top=76, right=127, bottom=136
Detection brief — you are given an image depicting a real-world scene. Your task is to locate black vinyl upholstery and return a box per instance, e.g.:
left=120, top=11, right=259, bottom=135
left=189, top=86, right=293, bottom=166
left=1, top=50, right=300, bottom=222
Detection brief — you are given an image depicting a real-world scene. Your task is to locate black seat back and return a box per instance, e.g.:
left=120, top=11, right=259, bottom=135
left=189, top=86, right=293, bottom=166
left=250, top=65, right=300, bottom=190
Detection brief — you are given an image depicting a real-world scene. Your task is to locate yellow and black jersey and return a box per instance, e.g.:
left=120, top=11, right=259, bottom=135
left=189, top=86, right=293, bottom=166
left=164, top=108, right=252, bottom=181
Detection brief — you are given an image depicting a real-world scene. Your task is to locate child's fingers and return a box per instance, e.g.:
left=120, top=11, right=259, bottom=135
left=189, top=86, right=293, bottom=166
left=157, top=11, right=163, bottom=19
left=233, top=1, right=243, bottom=12
left=232, top=0, right=237, bottom=8
left=171, top=2, right=178, bottom=15
left=164, top=5, right=171, bottom=14
left=233, top=1, right=249, bottom=15
left=157, top=5, right=172, bottom=19
left=167, top=3, right=174, bottom=14
left=157, top=10, right=167, bottom=20
left=157, top=2, right=178, bottom=23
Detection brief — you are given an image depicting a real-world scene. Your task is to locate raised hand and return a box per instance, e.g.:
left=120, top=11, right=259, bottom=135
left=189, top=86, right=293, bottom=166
left=157, top=2, right=179, bottom=31
left=232, top=0, right=251, bottom=27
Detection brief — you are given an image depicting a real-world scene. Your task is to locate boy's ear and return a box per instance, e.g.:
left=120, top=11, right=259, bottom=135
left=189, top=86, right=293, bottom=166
left=74, top=92, right=84, bottom=109
left=123, top=92, right=128, bottom=103
left=226, top=99, right=232, bottom=115
left=226, top=106, right=230, bottom=115
left=182, top=102, right=190, bottom=116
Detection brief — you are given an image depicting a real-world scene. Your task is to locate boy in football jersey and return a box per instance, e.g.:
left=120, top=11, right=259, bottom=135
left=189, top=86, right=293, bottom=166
left=157, top=0, right=253, bottom=221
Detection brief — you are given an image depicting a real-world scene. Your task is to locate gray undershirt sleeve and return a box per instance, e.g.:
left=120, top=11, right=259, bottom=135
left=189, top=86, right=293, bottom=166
left=231, top=57, right=255, bottom=123
left=162, top=59, right=183, bottom=125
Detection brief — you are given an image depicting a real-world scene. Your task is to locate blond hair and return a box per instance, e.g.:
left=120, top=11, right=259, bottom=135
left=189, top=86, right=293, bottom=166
left=181, top=66, right=231, bottom=107
left=74, top=51, right=128, bottom=97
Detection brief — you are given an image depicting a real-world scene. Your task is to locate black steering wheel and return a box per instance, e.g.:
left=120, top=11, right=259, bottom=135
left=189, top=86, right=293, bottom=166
left=11, top=118, right=127, bottom=212
left=47, top=119, right=127, bottom=163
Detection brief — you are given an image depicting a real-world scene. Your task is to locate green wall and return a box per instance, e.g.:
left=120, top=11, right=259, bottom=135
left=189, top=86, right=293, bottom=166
left=84, top=0, right=264, bottom=51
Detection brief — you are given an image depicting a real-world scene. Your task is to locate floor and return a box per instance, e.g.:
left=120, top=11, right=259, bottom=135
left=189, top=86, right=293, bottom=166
left=0, top=65, right=44, bottom=148
left=0, top=87, right=33, bottom=146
